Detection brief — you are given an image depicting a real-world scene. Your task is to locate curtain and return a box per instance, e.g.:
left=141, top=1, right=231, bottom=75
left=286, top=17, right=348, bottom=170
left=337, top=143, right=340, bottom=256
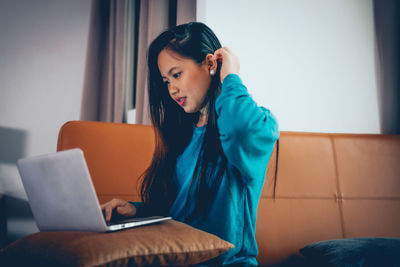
left=80, top=0, right=197, bottom=124
left=80, top=0, right=137, bottom=123
left=374, top=0, right=400, bottom=134
left=135, top=0, right=197, bottom=124
left=134, top=0, right=170, bottom=125
left=176, top=0, right=196, bottom=25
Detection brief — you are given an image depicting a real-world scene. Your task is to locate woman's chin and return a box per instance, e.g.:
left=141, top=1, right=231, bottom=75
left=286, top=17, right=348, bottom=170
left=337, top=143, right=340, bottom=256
left=181, top=103, right=203, bottom=114
left=182, top=106, right=195, bottom=113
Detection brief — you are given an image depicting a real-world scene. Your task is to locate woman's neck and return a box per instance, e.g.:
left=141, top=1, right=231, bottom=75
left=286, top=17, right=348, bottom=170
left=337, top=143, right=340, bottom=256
left=196, top=105, right=208, bottom=127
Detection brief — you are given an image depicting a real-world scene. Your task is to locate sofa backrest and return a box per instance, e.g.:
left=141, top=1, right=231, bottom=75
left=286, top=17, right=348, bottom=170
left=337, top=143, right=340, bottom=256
left=58, top=121, right=400, bottom=266
left=57, top=121, right=154, bottom=204
left=258, top=132, right=400, bottom=265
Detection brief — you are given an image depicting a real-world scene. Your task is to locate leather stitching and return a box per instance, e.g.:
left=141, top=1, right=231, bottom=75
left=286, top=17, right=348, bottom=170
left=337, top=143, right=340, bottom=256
left=331, top=135, right=346, bottom=238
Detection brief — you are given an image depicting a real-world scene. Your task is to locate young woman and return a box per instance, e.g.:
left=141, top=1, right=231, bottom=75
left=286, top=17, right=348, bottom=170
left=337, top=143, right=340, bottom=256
left=101, top=22, right=279, bottom=266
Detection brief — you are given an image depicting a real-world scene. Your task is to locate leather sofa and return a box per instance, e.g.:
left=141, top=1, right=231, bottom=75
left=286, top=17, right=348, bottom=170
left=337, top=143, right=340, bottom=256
left=5, top=120, right=400, bottom=266
left=56, top=120, right=400, bottom=266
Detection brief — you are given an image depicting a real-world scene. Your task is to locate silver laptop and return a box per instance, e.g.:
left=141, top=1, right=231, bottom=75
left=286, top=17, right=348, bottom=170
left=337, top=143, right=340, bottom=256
left=17, top=148, right=171, bottom=232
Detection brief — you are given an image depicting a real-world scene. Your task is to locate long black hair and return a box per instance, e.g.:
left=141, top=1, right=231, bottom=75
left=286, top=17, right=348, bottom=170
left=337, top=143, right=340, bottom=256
left=138, top=22, right=228, bottom=221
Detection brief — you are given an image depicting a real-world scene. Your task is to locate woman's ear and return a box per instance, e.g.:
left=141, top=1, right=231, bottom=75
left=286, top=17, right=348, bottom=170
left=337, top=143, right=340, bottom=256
left=205, top=53, right=217, bottom=72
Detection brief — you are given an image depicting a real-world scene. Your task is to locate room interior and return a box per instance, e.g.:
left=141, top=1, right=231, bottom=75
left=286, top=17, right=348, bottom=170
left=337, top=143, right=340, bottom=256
left=0, top=0, right=399, bottom=266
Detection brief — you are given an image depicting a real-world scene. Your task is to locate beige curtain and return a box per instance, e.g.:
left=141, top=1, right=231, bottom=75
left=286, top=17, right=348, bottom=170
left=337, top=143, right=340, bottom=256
left=176, top=0, right=196, bottom=25
left=374, top=0, right=400, bottom=134
left=81, top=0, right=197, bottom=124
left=81, top=0, right=136, bottom=123
left=134, top=0, right=170, bottom=125
left=135, top=0, right=197, bottom=125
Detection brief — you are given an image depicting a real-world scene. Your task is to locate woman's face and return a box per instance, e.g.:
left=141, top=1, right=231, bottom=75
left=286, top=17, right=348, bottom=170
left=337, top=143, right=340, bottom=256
left=157, top=49, right=212, bottom=114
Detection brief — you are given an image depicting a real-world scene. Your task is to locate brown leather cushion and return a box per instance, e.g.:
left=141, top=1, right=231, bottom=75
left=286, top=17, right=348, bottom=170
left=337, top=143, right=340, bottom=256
left=0, top=220, right=233, bottom=267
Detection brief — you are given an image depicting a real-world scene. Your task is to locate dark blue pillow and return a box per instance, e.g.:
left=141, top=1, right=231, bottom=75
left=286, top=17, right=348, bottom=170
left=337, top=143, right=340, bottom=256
left=299, top=237, right=400, bottom=267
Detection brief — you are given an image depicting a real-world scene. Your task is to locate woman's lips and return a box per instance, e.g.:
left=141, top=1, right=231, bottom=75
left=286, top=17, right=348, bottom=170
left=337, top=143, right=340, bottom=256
left=176, top=97, right=186, bottom=106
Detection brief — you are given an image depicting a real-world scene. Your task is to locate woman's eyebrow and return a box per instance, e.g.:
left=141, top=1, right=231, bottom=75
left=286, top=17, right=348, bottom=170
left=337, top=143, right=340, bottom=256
left=162, top=66, right=179, bottom=78
left=168, top=66, right=179, bottom=75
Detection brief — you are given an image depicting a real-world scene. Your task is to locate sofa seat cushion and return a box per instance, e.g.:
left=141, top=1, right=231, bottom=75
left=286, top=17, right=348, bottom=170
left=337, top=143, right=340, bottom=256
left=299, top=237, right=400, bottom=267
left=0, top=219, right=233, bottom=267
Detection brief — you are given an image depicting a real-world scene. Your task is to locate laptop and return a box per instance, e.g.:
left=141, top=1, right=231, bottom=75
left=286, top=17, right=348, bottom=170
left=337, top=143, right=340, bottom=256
left=17, top=148, right=171, bottom=232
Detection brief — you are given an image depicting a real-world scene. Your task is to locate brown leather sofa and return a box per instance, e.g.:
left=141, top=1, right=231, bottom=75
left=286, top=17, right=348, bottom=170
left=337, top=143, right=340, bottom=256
left=5, top=120, right=400, bottom=266
left=56, top=120, right=400, bottom=266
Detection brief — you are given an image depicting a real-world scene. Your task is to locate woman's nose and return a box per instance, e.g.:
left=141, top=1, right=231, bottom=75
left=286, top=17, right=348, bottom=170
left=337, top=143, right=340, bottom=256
left=168, top=83, right=179, bottom=95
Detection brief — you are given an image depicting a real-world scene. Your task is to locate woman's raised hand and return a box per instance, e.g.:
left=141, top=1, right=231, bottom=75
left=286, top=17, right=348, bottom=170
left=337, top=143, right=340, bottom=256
left=100, top=198, right=136, bottom=222
left=213, top=47, right=240, bottom=83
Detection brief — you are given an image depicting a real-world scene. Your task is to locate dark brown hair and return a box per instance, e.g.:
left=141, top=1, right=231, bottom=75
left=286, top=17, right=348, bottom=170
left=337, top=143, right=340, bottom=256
left=138, top=22, right=227, bottom=221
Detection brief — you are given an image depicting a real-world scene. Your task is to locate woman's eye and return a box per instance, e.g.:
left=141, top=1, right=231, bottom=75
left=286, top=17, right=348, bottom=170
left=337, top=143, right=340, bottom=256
left=173, top=72, right=181, bottom=78
left=163, top=80, right=170, bottom=85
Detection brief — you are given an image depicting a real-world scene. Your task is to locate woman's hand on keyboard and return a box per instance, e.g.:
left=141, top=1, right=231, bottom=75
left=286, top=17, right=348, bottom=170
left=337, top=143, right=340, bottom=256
left=100, top=198, right=136, bottom=222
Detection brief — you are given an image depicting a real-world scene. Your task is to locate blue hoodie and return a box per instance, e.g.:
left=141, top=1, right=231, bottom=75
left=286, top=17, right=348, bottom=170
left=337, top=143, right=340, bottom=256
left=132, top=74, right=279, bottom=266
left=135, top=74, right=279, bottom=266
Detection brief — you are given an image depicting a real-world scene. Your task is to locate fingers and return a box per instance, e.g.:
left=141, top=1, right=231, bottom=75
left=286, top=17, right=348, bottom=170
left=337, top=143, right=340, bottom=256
left=105, top=203, right=113, bottom=221
left=213, top=47, right=232, bottom=59
left=101, top=198, right=127, bottom=222
left=214, top=46, right=231, bottom=54
left=212, top=46, right=240, bottom=83
left=116, top=205, right=131, bottom=216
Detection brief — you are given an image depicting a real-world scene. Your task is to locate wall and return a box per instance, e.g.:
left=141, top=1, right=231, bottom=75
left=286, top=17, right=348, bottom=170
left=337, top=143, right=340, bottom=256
left=0, top=0, right=91, bottom=243
left=0, top=0, right=383, bottom=246
left=197, top=0, right=380, bottom=133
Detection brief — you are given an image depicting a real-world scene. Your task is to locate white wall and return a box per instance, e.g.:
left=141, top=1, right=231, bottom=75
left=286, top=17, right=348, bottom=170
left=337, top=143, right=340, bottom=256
left=0, top=0, right=91, bottom=243
left=197, top=0, right=380, bottom=133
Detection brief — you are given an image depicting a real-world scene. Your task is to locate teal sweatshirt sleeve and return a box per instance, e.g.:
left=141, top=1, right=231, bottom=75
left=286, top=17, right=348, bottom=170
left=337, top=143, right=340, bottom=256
left=216, top=74, right=279, bottom=184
